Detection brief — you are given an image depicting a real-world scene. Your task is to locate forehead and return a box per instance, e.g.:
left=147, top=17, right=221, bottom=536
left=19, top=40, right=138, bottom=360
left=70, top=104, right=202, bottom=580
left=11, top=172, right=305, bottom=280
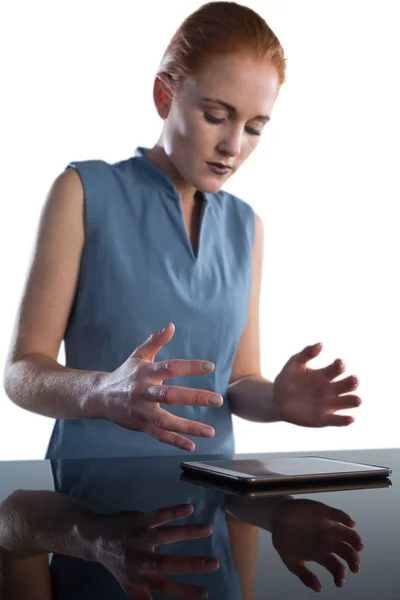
left=182, top=54, right=280, bottom=113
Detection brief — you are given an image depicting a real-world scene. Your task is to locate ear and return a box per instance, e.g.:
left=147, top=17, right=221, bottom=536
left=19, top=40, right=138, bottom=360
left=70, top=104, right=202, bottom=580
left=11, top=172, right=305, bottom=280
left=153, top=76, right=171, bottom=120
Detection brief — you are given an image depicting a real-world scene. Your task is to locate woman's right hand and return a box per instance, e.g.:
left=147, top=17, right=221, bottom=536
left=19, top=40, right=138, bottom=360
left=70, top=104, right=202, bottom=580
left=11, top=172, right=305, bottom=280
left=89, top=503, right=218, bottom=600
left=94, top=322, right=223, bottom=452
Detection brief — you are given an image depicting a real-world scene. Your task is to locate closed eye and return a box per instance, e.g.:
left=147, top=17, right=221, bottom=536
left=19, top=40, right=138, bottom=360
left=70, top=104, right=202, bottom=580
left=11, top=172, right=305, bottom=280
left=246, top=127, right=262, bottom=136
left=203, top=112, right=262, bottom=136
left=204, top=112, right=224, bottom=125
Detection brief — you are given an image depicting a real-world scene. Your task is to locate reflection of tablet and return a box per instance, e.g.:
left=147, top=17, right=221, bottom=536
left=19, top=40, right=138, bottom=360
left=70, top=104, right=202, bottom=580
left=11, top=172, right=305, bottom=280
left=180, top=471, right=392, bottom=498
left=180, top=456, right=392, bottom=487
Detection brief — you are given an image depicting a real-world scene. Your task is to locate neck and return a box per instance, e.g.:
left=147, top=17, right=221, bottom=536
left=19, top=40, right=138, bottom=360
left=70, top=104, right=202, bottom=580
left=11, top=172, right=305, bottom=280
left=145, top=145, right=199, bottom=208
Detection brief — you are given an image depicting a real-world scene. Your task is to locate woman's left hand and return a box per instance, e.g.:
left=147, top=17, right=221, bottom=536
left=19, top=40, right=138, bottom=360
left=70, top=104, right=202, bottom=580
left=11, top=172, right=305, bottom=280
left=272, top=343, right=361, bottom=427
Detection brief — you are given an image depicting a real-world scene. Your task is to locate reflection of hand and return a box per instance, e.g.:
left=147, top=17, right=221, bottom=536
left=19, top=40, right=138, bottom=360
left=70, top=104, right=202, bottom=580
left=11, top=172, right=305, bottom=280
left=273, top=343, right=361, bottom=427
left=271, top=499, right=363, bottom=592
left=89, top=503, right=218, bottom=599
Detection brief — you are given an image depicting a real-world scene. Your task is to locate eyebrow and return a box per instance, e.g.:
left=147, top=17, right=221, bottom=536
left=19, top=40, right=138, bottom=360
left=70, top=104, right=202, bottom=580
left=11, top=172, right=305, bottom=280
left=201, top=96, right=270, bottom=123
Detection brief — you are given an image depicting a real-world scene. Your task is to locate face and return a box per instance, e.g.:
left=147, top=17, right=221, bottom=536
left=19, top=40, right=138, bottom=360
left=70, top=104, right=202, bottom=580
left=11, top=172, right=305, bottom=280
left=155, top=53, right=281, bottom=195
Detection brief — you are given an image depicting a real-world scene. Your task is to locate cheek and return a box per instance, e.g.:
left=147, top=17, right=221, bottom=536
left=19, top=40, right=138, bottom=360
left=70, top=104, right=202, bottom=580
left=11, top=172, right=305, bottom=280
left=245, top=138, right=260, bottom=154
left=180, top=118, right=216, bottom=156
left=172, top=113, right=190, bottom=138
left=236, top=138, right=259, bottom=166
left=164, top=102, right=191, bottom=140
left=185, top=113, right=209, bottom=140
left=248, top=131, right=263, bottom=150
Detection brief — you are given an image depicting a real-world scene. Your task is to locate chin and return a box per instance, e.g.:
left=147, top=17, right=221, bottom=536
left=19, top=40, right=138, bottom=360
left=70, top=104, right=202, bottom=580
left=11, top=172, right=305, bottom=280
left=197, top=182, right=223, bottom=194
left=194, top=174, right=231, bottom=194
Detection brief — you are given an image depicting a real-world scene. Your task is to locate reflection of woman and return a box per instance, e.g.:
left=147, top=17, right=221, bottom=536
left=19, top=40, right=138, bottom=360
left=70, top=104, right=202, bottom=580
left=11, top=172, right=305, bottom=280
left=0, top=454, right=364, bottom=597
left=0, top=493, right=220, bottom=600
left=4, top=2, right=361, bottom=460
left=48, top=456, right=247, bottom=599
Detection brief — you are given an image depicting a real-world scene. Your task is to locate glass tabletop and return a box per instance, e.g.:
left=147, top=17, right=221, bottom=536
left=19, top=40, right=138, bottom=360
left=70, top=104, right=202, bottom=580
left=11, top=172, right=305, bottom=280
left=0, top=447, right=396, bottom=599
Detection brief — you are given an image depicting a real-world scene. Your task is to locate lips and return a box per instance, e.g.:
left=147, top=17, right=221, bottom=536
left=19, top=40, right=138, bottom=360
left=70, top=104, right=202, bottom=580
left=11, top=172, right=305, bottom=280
left=207, top=162, right=232, bottom=169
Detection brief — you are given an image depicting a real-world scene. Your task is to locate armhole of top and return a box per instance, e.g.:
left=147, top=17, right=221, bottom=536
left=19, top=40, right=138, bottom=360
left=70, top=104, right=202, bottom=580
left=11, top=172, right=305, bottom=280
left=238, top=198, right=256, bottom=250
left=249, top=204, right=256, bottom=250
left=64, top=161, right=100, bottom=243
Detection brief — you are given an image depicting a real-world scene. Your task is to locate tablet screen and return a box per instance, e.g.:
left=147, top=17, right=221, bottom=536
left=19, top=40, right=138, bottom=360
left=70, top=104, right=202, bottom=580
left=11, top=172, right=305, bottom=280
left=182, top=457, right=390, bottom=481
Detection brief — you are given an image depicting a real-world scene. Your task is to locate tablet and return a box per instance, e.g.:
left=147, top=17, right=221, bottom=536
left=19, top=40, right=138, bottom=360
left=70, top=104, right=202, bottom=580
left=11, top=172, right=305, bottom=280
left=180, top=471, right=392, bottom=498
left=180, top=456, right=392, bottom=487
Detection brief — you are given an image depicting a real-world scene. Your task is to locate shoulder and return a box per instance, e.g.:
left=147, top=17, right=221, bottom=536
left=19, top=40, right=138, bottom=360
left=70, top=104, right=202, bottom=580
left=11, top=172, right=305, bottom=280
left=62, top=158, right=118, bottom=183
left=212, top=189, right=254, bottom=224
left=58, top=156, right=131, bottom=203
left=60, top=155, right=140, bottom=183
left=212, top=189, right=260, bottom=247
left=41, top=166, right=84, bottom=222
left=213, top=188, right=252, bottom=210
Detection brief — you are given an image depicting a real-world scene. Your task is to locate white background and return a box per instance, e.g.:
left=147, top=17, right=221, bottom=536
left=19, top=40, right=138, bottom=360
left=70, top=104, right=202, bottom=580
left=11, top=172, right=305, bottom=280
left=1, top=1, right=399, bottom=460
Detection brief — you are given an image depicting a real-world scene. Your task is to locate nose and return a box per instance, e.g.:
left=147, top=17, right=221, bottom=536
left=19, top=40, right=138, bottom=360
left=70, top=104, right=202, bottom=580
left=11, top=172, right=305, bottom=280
left=216, top=125, right=243, bottom=159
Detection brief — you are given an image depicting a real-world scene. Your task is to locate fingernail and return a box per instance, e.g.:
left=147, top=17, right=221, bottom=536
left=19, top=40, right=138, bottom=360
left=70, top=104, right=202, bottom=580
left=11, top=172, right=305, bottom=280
left=161, top=323, right=169, bottom=333
left=204, top=558, right=217, bottom=567
left=197, top=591, right=209, bottom=599
left=200, top=429, right=214, bottom=438
left=184, top=445, right=193, bottom=452
left=180, top=504, right=194, bottom=512
left=202, top=362, right=214, bottom=371
left=208, top=395, right=222, bottom=406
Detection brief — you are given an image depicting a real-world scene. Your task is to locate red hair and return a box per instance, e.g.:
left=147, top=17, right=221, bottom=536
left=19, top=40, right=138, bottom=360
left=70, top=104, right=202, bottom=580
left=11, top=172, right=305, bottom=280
left=157, top=1, right=287, bottom=93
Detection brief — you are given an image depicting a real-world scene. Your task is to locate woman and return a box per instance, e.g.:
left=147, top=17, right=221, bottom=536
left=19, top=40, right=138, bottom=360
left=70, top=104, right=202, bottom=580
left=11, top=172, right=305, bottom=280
left=4, top=2, right=361, bottom=459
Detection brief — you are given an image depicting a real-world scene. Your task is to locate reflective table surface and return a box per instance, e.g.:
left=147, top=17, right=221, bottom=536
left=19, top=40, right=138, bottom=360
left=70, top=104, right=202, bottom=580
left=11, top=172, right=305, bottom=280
left=0, top=447, right=397, bottom=599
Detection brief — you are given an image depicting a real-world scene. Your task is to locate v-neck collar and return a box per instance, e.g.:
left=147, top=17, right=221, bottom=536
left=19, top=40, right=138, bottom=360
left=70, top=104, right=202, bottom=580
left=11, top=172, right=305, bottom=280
left=134, top=146, right=211, bottom=206
left=134, top=146, right=211, bottom=262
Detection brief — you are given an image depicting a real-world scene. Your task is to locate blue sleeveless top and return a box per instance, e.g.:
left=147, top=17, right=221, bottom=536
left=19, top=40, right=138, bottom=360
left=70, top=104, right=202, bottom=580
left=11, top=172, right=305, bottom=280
left=45, top=147, right=255, bottom=459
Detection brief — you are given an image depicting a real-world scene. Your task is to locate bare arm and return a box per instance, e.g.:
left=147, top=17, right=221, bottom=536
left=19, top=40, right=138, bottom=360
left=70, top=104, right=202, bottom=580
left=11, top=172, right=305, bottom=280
left=228, top=213, right=280, bottom=422
left=2, top=168, right=229, bottom=449
left=0, top=489, right=96, bottom=600
left=225, top=494, right=294, bottom=533
left=0, top=490, right=95, bottom=560
left=226, top=512, right=259, bottom=600
left=0, top=552, right=54, bottom=600
left=3, top=168, right=104, bottom=420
